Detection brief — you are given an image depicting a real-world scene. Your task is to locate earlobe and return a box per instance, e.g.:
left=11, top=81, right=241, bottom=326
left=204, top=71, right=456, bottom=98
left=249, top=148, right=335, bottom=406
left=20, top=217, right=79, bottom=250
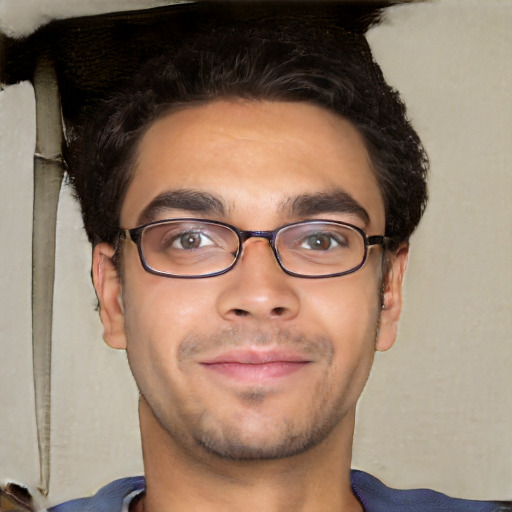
left=375, top=245, right=409, bottom=352
left=92, top=243, right=127, bottom=350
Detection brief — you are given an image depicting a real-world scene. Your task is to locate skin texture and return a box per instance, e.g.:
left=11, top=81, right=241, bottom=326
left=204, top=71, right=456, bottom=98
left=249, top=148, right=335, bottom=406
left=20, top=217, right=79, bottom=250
left=93, top=100, right=408, bottom=512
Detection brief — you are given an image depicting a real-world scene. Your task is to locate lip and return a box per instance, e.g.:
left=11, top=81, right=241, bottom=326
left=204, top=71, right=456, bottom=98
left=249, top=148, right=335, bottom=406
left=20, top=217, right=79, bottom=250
left=200, top=349, right=312, bottom=383
left=202, top=348, right=311, bottom=365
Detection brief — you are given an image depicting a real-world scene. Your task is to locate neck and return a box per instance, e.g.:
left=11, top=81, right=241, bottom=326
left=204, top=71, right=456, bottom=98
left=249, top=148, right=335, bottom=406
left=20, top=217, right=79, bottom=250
left=136, top=399, right=362, bottom=512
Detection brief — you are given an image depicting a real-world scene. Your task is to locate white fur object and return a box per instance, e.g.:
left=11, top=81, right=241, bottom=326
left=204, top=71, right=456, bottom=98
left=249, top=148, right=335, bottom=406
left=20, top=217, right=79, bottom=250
left=0, top=0, right=188, bottom=37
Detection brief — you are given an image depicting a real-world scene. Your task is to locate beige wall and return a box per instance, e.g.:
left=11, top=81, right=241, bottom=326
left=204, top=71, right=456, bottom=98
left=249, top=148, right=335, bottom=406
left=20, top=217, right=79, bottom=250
left=355, top=0, right=512, bottom=498
left=0, top=0, right=510, bottom=506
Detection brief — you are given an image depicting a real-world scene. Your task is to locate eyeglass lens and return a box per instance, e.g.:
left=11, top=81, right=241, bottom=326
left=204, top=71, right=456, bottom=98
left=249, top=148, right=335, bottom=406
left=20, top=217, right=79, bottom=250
left=141, top=221, right=239, bottom=276
left=138, top=220, right=367, bottom=278
left=277, top=222, right=365, bottom=276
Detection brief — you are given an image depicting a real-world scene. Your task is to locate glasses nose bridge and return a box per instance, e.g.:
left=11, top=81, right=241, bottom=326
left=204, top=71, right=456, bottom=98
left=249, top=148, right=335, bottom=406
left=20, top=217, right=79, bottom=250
left=238, top=229, right=278, bottom=259
left=239, top=229, right=275, bottom=245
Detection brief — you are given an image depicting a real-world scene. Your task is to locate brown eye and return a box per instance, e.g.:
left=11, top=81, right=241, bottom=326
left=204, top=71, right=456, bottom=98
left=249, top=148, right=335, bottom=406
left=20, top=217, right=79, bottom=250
left=179, top=232, right=202, bottom=249
left=302, top=233, right=336, bottom=251
left=165, top=231, right=216, bottom=250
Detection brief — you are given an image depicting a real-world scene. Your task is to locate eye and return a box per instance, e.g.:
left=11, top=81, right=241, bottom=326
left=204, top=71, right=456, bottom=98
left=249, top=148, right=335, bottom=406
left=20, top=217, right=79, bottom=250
left=171, top=231, right=215, bottom=250
left=300, top=232, right=343, bottom=251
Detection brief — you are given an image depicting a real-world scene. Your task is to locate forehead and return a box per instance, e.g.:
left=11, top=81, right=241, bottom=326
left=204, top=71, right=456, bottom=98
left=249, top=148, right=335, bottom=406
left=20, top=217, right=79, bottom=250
left=120, top=100, right=385, bottom=230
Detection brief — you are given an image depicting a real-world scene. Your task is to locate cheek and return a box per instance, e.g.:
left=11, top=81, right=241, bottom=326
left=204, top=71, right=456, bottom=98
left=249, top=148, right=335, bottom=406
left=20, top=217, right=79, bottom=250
left=301, top=273, right=381, bottom=372
left=125, top=287, right=204, bottom=341
left=121, top=259, right=221, bottom=360
left=121, top=279, right=216, bottom=405
left=304, top=271, right=381, bottom=334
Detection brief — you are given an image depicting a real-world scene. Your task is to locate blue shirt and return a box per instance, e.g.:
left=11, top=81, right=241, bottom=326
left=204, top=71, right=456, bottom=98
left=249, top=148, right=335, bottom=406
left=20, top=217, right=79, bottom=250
left=49, top=470, right=511, bottom=512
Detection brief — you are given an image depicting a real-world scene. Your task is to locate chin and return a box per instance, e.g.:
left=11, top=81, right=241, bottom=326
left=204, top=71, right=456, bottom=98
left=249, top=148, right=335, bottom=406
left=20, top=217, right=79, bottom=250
left=189, top=406, right=347, bottom=461
left=194, top=433, right=321, bottom=460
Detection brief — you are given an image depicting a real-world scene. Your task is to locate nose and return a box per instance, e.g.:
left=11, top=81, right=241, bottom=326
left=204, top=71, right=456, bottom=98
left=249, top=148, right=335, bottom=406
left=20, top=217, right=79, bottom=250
left=216, top=237, right=301, bottom=323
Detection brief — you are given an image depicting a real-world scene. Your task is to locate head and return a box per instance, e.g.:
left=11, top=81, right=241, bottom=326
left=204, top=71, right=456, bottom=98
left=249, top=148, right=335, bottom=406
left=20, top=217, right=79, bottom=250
left=68, top=20, right=427, bottom=252
left=68, top=19, right=428, bottom=463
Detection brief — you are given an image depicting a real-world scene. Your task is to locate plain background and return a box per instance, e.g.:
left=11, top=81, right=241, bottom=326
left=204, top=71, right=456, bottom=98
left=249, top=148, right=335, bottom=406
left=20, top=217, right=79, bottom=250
left=1, top=0, right=511, bottom=506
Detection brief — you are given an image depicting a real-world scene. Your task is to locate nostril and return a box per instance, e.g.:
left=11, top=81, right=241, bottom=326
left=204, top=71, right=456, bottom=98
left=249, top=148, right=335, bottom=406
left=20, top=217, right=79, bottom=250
left=271, top=307, right=286, bottom=317
left=233, top=309, right=249, bottom=317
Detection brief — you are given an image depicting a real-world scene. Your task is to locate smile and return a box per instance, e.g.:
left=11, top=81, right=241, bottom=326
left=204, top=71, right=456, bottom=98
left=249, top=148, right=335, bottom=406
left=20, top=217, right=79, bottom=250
left=200, top=349, right=312, bottom=383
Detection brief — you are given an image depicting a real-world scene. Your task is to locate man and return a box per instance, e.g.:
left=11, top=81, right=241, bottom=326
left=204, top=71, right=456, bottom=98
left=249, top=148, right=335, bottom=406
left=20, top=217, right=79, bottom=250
left=50, top=16, right=509, bottom=512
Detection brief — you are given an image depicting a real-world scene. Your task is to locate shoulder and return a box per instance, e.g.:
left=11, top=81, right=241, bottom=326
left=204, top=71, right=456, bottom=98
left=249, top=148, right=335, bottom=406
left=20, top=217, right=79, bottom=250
left=47, top=472, right=511, bottom=512
left=351, top=470, right=511, bottom=512
left=48, top=477, right=145, bottom=512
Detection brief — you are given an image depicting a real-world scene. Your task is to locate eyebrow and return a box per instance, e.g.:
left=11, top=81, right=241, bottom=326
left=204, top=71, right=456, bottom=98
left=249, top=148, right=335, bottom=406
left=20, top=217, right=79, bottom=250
left=136, top=188, right=370, bottom=227
left=284, top=191, right=370, bottom=225
left=137, top=189, right=225, bottom=225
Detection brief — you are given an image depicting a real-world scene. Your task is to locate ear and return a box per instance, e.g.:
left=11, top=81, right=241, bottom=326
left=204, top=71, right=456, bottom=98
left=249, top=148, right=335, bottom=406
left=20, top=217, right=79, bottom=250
left=375, top=244, right=409, bottom=352
left=92, top=243, right=127, bottom=350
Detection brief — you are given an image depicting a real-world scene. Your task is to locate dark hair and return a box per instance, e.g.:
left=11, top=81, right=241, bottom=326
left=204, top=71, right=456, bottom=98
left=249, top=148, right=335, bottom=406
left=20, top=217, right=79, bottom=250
left=67, top=18, right=428, bottom=251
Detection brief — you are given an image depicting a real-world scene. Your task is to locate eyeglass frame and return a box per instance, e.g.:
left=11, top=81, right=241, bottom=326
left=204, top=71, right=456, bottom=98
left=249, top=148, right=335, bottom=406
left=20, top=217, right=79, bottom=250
left=120, top=218, right=388, bottom=279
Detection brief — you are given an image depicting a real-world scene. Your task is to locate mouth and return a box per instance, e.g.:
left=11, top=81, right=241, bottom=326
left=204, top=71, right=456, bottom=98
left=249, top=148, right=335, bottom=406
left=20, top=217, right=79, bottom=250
left=200, top=349, right=312, bottom=383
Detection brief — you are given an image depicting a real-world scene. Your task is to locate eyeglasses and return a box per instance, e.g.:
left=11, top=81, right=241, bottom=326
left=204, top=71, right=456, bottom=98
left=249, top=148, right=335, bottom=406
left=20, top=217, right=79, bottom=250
left=121, top=218, right=387, bottom=279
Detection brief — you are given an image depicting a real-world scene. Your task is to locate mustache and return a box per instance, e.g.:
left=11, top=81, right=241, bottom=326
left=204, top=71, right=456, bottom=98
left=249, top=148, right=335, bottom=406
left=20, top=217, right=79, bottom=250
left=178, top=327, right=334, bottom=363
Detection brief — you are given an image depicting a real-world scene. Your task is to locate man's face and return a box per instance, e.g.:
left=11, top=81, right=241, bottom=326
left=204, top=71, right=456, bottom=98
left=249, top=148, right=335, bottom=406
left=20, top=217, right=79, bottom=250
left=94, top=100, right=406, bottom=460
